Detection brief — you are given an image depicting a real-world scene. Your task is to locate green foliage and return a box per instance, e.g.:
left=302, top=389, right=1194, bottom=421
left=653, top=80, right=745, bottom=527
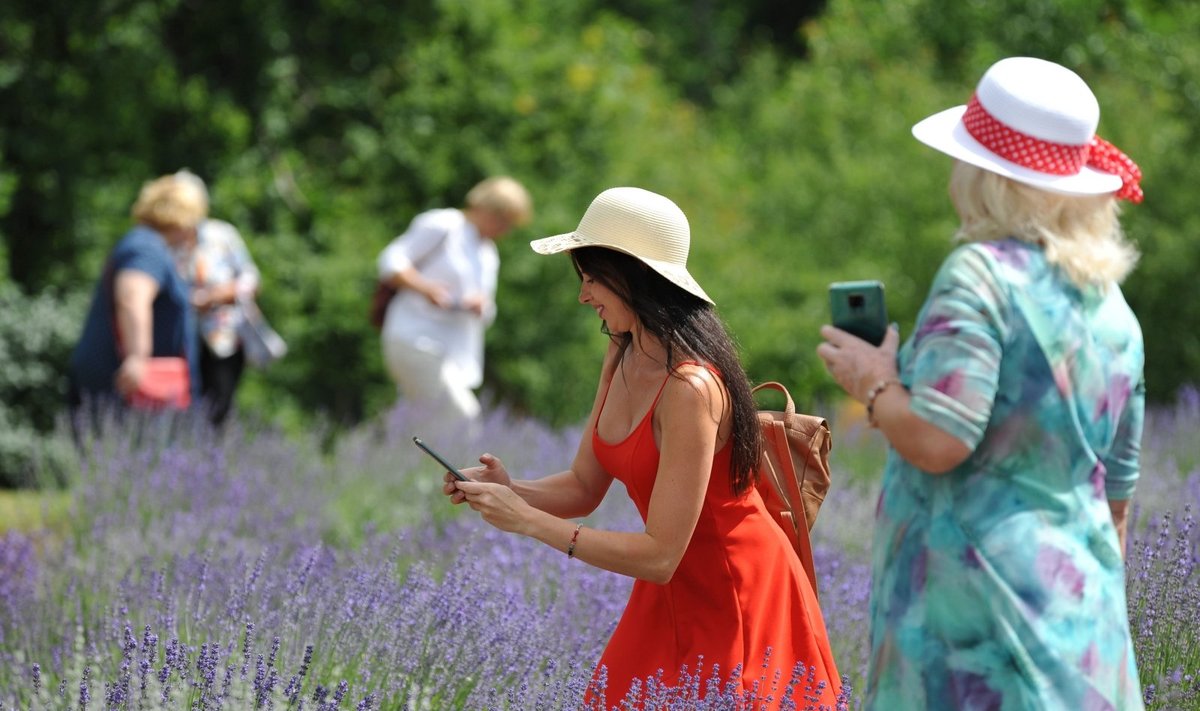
left=0, top=283, right=85, bottom=486
left=1, top=0, right=1197, bottom=434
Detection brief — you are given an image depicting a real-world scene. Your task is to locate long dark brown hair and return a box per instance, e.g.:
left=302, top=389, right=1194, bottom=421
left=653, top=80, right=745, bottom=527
left=571, top=246, right=762, bottom=495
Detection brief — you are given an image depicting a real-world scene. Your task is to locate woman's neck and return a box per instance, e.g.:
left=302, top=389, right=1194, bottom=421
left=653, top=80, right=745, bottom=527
left=624, top=331, right=669, bottom=369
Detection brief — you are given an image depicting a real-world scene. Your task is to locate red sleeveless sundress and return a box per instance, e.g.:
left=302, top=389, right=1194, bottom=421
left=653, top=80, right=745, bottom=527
left=587, top=364, right=841, bottom=707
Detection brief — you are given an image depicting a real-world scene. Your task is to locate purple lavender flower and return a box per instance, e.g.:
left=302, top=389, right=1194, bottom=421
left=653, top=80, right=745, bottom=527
left=5, top=397, right=1197, bottom=710
left=77, top=665, right=90, bottom=710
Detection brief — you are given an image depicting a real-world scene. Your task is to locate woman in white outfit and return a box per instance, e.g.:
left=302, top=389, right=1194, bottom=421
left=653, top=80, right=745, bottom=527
left=377, top=176, right=532, bottom=421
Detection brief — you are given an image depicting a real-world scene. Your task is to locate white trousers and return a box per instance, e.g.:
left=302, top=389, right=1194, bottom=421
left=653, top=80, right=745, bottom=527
left=382, top=338, right=481, bottom=422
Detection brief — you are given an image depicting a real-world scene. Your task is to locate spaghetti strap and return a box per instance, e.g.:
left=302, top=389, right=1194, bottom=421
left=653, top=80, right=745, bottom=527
left=596, top=358, right=712, bottom=446
left=653, top=359, right=719, bottom=404
left=647, top=362, right=683, bottom=407
left=637, top=360, right=718, bottom=431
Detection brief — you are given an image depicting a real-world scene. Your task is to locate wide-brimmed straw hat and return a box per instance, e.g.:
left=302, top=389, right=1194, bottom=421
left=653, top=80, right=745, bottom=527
left=529, top=187, right=714, bottom=303
left=912, top=56, right=1142, bottom=203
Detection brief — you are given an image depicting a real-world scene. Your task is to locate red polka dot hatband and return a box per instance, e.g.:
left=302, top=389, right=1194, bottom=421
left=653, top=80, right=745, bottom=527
left=912, top=57, right=1142, bottom=203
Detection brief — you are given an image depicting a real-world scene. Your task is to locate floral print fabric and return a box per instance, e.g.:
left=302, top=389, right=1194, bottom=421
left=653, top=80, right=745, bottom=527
left=866, top=239, right=1145, bottom=710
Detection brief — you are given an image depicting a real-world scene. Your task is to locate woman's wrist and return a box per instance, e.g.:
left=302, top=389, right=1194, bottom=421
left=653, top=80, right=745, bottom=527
left=865, top=377, right=903, bottom=427
left=566, top=523, right=583, bottom=558
left=219, top=283, right=239, bottom=304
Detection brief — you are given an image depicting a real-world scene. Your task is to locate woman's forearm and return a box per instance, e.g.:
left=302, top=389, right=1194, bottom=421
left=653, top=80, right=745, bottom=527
left=872, top=385, right=973, bottom=474
left=522, top=509, right=681, bottom=584
left=511, top=470, right=609, bottom=519
left=386, top=266, right=425, bottom=291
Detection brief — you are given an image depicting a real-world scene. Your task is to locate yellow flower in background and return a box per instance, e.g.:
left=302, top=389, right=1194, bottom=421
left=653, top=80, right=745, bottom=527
left=581, top=25, right=604, bottom=49
left=567, top=63, right=596, bottom=92
left=513, top=93, right=537, bottom=115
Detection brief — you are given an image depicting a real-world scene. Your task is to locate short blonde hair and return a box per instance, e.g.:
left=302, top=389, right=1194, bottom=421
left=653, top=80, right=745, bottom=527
left=465, top=176, right=533, bottom=226
left=950, top=161, right=1138, bottom=287
left=130, top=174, right=208, bottom=232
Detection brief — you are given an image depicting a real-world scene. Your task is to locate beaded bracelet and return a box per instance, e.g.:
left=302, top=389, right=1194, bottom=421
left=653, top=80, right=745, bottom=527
left=567, top=523, right=583, bottom=558
left=865, top=378, right=903, bottom=428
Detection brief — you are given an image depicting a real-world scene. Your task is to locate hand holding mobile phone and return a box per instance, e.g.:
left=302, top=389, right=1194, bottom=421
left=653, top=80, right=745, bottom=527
left=829, top=280, right=888, bottom=346
left=412, top=436, right=469, bottom=482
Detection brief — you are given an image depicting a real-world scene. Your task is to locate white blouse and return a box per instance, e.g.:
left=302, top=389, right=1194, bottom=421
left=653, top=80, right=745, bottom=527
left=376, top=208, right=498, bottom=388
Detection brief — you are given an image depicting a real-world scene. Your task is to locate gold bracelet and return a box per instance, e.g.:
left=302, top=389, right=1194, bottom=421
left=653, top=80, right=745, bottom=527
left=866, top=378, right=902, bottom=428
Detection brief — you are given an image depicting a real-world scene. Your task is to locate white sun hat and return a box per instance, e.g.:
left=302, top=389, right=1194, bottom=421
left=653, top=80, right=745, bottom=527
left=529, top=186, right=714, bottom=303
left=912, top=56, right=1142, bottom=202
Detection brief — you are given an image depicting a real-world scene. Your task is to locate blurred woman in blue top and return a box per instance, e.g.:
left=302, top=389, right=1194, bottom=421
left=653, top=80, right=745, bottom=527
left=817, top=57, right=1146, bottom=709
left=68, top=174, right=206, bottom=416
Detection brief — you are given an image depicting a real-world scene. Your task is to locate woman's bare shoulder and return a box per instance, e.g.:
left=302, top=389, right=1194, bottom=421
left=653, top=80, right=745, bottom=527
left=663, top=362, right=726, bottom=416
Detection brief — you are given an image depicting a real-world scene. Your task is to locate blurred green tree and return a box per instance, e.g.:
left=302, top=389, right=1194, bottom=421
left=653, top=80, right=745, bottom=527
left=0, top=0, right=1195, bottom=439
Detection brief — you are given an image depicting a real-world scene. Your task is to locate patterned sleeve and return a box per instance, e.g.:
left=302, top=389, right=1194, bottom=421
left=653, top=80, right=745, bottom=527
left=904, top=245, right=1008, bottom=450
left=224, top=224, right=261, bottom=294
left=206, top=220, right=261, bottom=295
left=1103, top=375, right=1144, bottom=500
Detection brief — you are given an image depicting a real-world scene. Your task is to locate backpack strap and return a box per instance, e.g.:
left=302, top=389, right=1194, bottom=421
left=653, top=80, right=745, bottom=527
left=754, top=381, right=820, bottom=597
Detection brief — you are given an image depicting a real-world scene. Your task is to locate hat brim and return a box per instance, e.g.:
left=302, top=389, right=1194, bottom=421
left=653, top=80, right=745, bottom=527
left=530, top=231, right=714, bottom=304
left=912, top=106, right=1122, bottom=196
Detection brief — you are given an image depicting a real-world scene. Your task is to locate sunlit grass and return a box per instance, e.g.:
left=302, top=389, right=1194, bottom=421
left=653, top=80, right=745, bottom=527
left=0, top=488, right=72, bottom=535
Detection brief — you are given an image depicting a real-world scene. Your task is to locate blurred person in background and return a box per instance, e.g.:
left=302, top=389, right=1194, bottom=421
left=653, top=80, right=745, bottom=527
left=817, top=57, right=1145, bottom=709
left=376, top=176, right=532, bottom=423
left=442, top=188, right=841, bottom=706
left=68, top=174, right=205, bottom=422
left=174, top=169, right=262, bottom=427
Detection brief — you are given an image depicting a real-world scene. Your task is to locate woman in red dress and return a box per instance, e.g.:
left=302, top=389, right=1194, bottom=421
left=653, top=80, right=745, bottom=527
left=444, top=187, right=841, bottom=707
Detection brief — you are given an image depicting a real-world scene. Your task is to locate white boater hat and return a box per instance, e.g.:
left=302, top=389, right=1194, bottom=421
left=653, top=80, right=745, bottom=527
left=530, top=187, right=714, bottom=303
left=912, top=56, right=1142, bottom=202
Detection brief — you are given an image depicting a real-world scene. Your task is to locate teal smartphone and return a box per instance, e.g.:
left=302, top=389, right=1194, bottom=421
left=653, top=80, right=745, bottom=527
left=412, top=436, right=469, bottom=482
left=829, top=280, right=888, bottom=346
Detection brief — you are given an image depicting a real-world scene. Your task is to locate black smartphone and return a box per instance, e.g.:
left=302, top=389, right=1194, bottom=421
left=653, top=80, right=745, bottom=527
left=412, top=436, right=469, bottom=482
left=829, top=280, right=888, bottom=346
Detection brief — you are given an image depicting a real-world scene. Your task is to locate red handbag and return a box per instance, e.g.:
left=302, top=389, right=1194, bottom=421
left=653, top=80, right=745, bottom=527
left=127, top=357, right=191, bottom=410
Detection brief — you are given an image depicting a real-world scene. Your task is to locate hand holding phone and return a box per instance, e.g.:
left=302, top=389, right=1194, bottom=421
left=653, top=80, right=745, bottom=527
left=829, top=280, right=888, bottom=346
left=412, top=436, right=469, bottom=482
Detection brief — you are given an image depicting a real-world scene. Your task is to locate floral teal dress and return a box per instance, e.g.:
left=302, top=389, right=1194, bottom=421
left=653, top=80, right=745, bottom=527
left=866, top=239, right=1145, bottom=710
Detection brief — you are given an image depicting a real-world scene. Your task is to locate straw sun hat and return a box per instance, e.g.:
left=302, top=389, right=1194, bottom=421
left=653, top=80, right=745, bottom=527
left=912, top=56, right=1143, bottom=203
left=529, top=187, right=714, bottom=304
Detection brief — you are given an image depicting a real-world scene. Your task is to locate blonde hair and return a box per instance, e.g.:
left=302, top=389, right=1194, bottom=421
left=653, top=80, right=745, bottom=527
left=130, top=174, right=208, bottom=232
left=950, top=161, right=1138, bottom=287
left=465, top=176, right=533, bottom=226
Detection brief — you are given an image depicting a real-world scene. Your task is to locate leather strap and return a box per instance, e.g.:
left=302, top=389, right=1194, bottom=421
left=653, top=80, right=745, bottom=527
left=769, top=418, right=818, bottom=597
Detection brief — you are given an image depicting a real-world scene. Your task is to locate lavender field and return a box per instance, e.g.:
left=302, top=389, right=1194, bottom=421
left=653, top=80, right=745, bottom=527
left=1, top=393, right=1197, bottom=710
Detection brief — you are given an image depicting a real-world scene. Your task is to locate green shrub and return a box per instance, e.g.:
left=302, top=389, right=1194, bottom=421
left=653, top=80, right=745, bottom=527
left=0, top=283, right=87, bottom=487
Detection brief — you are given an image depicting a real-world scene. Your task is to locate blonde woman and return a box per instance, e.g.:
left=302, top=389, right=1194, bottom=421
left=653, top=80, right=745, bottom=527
left=377, top=176, right=532, bottom=422
left=818, top=57, right=1145, bottom=708
left=69, top=174, right=206, bottom=412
